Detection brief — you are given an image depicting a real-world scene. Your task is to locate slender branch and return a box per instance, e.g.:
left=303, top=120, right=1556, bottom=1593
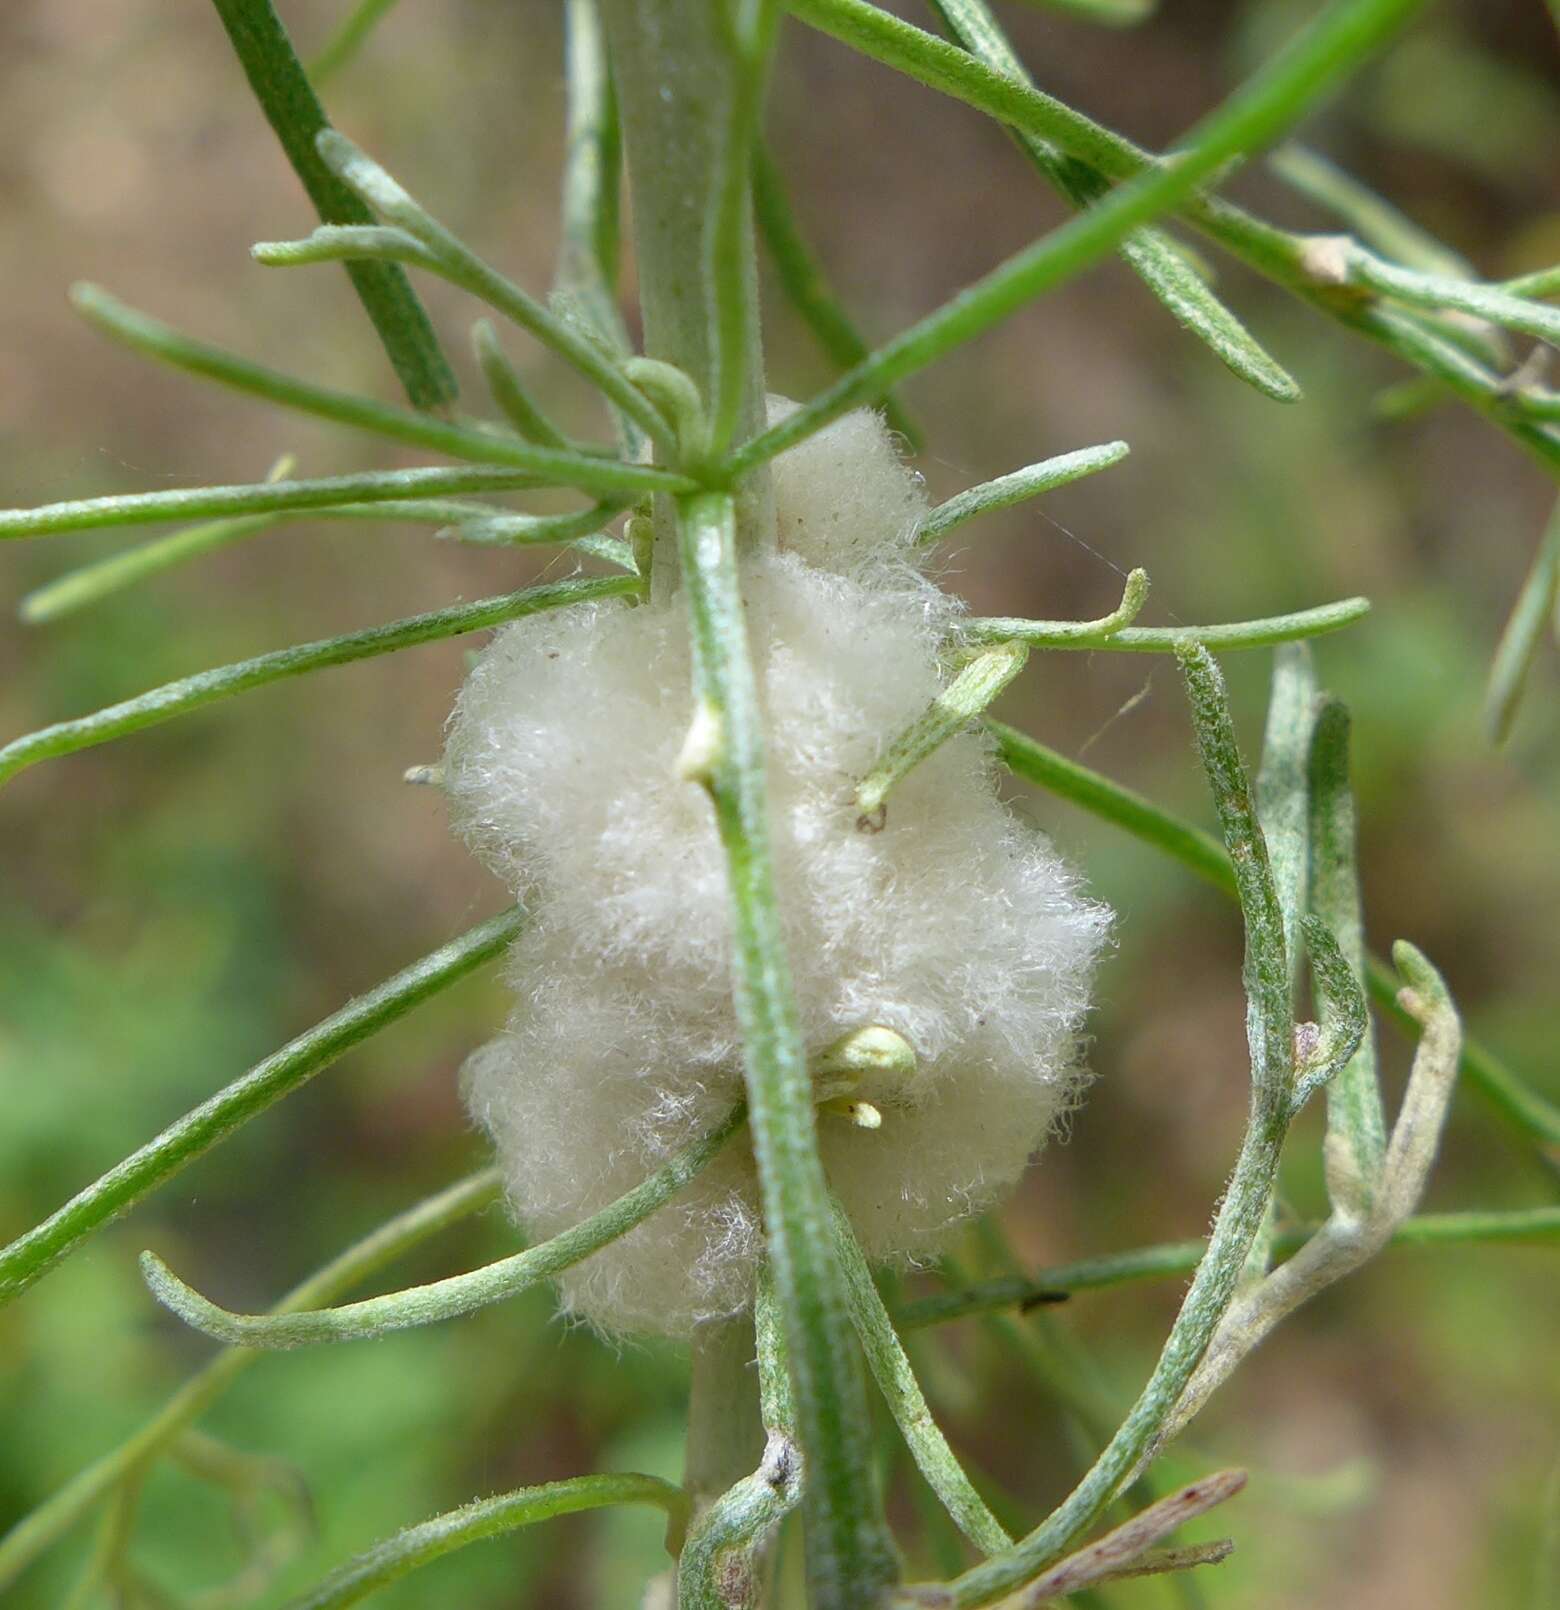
left=738, top=0, right=1427, bottom=473
left=207, top=0, right=456, bottom=408
left=989, top=720, right=1560, bottom=1147
left=71, top=285, right=536, bottom=471
left=916, top=443, right=1129, bottom=545
left=282, top=1475, right=689, bottom=1610
left=0, top=910, right=523, bottom=1307
left=831, top=1197, right=1011, bottom=1555
left=960, top=595, right=1366, bottom=652
left=471, top=319, right=572, bottom=450
left=0, top=576, right=643, bottom=787
left=854, top=639, right=1030, bottom=821
left=1163, top=944, right=1461, bottom=1437
left=673, top=490, right=896, bottom=1607
left=946, top=645, right=1298, bottom=1606
left=1308, top=698, right=1387, bottom=1201
left=924, top=0, right=1300, bottom=403
left=786, top=0, right=1560, bottom=475
left=141, top=1106, right=748, bottom=1347
left=1267, top=144, right=1472, bottom=280
left=556, top=0, right=632, bottom=363
left=0, top=463, right=688, bottom=540
left=897, top=1206, right=1560, bottom=1329
left=309, top=0, right=405, bottom=84
left=308, top=131, right=678, bottom=455
left=1484, top=497, right=1560, bottom=743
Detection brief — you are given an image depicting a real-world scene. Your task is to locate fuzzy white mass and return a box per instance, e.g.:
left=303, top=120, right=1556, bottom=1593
left=444, top=402, right=1109, bottom=1336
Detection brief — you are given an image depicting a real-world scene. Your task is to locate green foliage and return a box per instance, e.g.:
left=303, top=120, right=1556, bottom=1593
left=2, top=0, right=1556, bottom=1604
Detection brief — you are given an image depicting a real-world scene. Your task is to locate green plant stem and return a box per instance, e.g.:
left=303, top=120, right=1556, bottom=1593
left=752, top=142, right=920, bottom=445
left=141, top=1106, right=748, bottom=1347
left=0, top=910, right=523, bottom=1308
left=948, top=645, right=1300, bottom=1607
left=1308, top=698, right=1388, bottom=1200
left=309, top=0, right=404, bottom=83
left=831, top=1197, right=1011, bottom=1555
left=917, top=442, right=1129, bottom=544
left=0, top=1169, right=500, bottom=1593
left=71, top=285, right=542, bottom=472
left=0, top=575, right=641, bottom=787
left=557, top=0, right=631, bottom=365
left=781, top=0, right=1560, bottom=477
left=20, top=497, right=619, bottom=624
left=206, top=0, right=455, bottom=409
left=855, top=639, right=1030, bottom=820
left=601, top=0, right=775, bottom=587
left=1266, top=144, right=1472, bottom=279
left=282, top=1475, right=689, bottom=1610
left=960, top=595, right=1367, bottom=651
left=924, top=0, right=1299, bottom=404
left=673, top=490, right=896, bottom=1607
left=1484, top=498, right=1560, bottom=743
left=471, top=320, right=573, bottom=450
left=0, top=464, right=687, bottom=540
left=737, top=0, right=1428, bottom=474
left=990, top=720, right=1560, bottom=1149
left=897, top=1207, right=1560, bottom=1328
left=313, top=131, right=676, bottom=455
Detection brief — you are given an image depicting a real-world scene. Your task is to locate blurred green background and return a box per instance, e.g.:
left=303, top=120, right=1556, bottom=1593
left=1, top=1, right=1557, bottom=1605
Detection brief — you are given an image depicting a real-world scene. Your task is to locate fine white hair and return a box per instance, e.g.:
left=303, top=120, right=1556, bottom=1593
left=444, top=402, right=1109, bottom=1336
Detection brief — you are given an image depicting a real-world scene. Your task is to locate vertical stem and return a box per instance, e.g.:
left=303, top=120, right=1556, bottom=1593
left=599, top=0, right=775, bottom=594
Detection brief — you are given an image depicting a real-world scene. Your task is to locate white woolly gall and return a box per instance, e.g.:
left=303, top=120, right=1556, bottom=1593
left=444, top=403, right=1109, bottom=1336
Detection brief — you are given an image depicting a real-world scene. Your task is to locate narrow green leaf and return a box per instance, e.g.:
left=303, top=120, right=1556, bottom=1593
left=0, top=463, right=690, bottom=540
left=0, top=575, right=642, bottom=787
left=831, top=1197, right=1011, bottom=1555
left=141, top=1106, right=747, bottom=1347
left=916, top=442, right=1129, bottom=543
left=282, top=1475, right=688, bottom=1610
left=1502, top=264, right=1560, bottom=301
left=207, top=0, right=456, bottom=409
left=898, top=1206, right=1560, bottom=1328
left=989, top=720, right=1560, bottom=1149
left=945, top=645, right=1297, bottom=1606
left=926, top=0, right=1300, bottom=402
left=752, top=143, right=921, bottom=446
left=674, top=490, right=898, bottom=1606
left=1483, top=498, right=1560, bottom=743
left=1255, top=643, right=1320, bottom=989
left=1307, top=698, right=1387, bottom=1197
left=1268, top=144, right=1473, bottom=279
left=960, top=594, right=1366, bottom=652
left=1007, top=0, right=1156, bottom=26
left=558, top=0, right=632, bottom=359
left=736, top=0, right=1426, bottom=473
left=309, top=0, right=405, bottom=86
left=312, top=130, right=676, bottom=455
left=0, top=910, right=523, bottom=1308
left=470, top=319, right=572, bottom=450
left=705, top=1, right=782, bottom=457
left=1339, top=246, right=1560, bottom=347
left=855, top=639, right=1029, bottom=820
left=1292, top=913, right=1369, bottom=1115
left=72, top=285, right=544, bottom=471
